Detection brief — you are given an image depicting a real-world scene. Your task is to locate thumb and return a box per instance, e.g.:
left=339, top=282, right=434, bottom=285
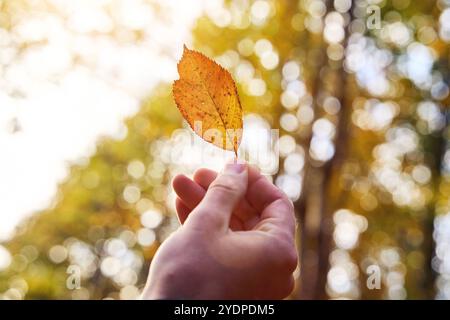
left=189, top=162, right=248, bottom=232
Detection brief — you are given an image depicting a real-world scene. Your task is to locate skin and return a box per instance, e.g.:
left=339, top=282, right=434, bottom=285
left=141, top=163, right=298, bottom=299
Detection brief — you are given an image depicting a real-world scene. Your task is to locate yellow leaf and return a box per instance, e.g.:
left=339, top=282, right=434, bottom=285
left=173, top=45, right=243, bottom=156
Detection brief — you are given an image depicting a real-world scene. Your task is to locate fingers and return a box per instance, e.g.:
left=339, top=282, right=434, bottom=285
left=175, top=197, right=191, bottom=224
left=172, top=174, right=205, bottom=207
left=172, top=174, right=207, bottom=225
left=258, top=198, right=296, bottom=239
left=173, top=169, right=248, bottom=229
left=194, top=166, right=261, bottom=190
left=246, top=174, right=286, bottom=212
left=191, top=163, right=248, bottom=232
left=193, top=167, right=262, bottom=229
left=173, top=165, right=295, bottom=235
left=245, top=172, right=296, bottom=237
left=193, top=167, right=260, bottom=228
left=193, top=168, right=217, bottom=188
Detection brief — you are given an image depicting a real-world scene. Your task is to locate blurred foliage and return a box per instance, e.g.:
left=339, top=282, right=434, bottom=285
left=0, top=87, right=182, bottom=299
left=1, top=0, right=450, bottom=300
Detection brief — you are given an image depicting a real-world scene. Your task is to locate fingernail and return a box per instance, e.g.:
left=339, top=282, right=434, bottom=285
left=224, top=162, right=246, bottom=174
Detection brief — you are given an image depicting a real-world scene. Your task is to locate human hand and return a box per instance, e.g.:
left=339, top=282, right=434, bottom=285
left=141, top=163, right=297, bottom=299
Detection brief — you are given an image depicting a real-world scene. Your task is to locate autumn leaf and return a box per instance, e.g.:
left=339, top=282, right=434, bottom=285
left=173, top=45, right=243, bottom=156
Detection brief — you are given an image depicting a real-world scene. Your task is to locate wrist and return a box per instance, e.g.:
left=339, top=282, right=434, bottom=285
left=141, top=266, right=204, bottom=300
left=141, top=270, right=226, bottom=300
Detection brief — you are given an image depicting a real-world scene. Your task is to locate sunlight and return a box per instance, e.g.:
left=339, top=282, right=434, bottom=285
left=0, top=0, right=207, bottom=240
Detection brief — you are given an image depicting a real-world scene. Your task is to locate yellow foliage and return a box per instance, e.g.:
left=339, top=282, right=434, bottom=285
left=173, top=46, right=243, bottom=156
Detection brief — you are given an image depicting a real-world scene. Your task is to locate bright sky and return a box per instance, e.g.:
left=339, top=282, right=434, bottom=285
left=0, top=0, right=214, bottom=241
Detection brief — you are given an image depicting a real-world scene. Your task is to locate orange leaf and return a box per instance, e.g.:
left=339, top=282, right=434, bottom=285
left=173, top=45, right=243, bottom=156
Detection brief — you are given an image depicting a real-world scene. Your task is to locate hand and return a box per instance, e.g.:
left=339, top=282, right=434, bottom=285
left=141, top=163, right=298, bottom=299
